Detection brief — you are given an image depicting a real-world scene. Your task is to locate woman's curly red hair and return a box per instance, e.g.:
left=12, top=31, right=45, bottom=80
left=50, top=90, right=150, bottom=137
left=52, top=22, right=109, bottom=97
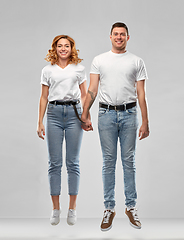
left=45, top=35, right=83, bottom=65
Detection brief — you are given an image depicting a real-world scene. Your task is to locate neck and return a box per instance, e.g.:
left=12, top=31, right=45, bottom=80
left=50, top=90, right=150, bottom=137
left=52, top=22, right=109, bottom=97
left=111, top=47, right=127, bottom=54
left=57, top=58, right=69, bottom=68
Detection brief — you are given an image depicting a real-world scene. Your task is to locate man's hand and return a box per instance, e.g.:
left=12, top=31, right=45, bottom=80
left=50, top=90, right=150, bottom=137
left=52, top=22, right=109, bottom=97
left=139, top=122, right=149, bottom=140
left=81, top=114, right=93, bottom=131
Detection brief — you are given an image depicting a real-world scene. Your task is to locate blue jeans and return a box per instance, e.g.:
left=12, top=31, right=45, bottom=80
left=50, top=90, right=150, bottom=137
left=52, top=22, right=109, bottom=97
left=98, top=105, right=138, bottom=209
left=46, top=103, right=83, bottom=196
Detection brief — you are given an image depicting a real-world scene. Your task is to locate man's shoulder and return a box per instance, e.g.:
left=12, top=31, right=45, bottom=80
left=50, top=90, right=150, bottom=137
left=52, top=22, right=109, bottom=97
left=93, top=51, right=111, bottom=60
left=127, top=51, right=143, bottom=61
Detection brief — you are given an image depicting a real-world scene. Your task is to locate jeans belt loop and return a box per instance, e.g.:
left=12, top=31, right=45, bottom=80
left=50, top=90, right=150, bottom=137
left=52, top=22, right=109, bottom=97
left=123, top=103, right=126, bottom=111
left=114, top=105, right=117, bottom=111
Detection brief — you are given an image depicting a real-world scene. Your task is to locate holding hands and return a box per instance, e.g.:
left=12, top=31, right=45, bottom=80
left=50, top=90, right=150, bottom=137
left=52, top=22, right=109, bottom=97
left=81, top=114, right=93, bottom=131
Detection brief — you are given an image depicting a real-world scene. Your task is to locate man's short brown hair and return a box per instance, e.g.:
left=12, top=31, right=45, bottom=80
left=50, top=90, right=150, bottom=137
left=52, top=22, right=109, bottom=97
left=110, top=22, right=129, bottom=35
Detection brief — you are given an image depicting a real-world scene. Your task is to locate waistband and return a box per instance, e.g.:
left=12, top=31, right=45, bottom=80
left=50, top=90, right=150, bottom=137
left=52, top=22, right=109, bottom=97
left=49, top=100, right=80, bottom=106
left=99, top=102, right=136, bottom=111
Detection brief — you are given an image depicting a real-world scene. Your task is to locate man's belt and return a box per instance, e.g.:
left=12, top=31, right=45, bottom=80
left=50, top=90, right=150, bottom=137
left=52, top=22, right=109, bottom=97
left=99, top=102, right=136, bottom=111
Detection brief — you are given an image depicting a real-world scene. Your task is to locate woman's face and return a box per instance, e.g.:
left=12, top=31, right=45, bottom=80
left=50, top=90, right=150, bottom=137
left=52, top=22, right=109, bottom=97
left=56, top=38, right=72, bottom=61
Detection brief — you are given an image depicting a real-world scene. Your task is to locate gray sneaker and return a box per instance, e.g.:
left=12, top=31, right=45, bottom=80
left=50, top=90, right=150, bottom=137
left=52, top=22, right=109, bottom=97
left=67, top=209, right=77, bottom=225
left=50, top=209, right=61, bottom=225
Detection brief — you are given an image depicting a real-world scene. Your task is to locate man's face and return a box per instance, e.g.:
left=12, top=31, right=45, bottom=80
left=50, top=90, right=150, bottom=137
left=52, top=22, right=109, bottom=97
left=110, top=27, right=130, bottom=52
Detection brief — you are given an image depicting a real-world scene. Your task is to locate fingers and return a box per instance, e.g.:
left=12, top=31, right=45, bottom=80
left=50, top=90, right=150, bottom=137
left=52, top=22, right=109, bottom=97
left=37, top=128, right=45, bottom=140
left=139, top=130, right=149, bottom=140
left=81, top=123, right=93, bottom=131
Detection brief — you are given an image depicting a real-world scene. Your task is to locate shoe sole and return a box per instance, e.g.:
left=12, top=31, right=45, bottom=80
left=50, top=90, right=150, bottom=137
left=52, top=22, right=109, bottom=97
left=50, top=220, right=60, bottom=226
left=100, top=224, right=112, bottom=232
left=129, top=221, right=141, bottom=229
left=67, top=220, right=76, bottom=226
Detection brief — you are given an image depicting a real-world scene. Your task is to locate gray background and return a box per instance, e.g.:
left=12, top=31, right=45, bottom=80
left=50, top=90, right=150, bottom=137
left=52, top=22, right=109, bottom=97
left=0, top=0, right=183, bottom=219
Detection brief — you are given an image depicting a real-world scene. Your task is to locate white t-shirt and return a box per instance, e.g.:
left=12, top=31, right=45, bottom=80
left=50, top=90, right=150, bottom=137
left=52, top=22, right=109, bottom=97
left=90, top=51, right=148, bottom=105
left=41, top=63, right=87, bottom=102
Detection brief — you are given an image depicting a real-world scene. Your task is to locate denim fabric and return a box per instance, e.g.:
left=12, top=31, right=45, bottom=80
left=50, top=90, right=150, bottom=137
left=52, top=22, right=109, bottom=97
left=46, top=103, right=83, bottom=196
left=98, top=105, right=138, bottom=209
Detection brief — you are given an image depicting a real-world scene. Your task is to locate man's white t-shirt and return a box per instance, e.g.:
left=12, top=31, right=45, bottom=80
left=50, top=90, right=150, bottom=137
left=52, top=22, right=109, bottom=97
left=41, top=63, right=87, bottom=102
left=90, top=51, right=148, bottom=105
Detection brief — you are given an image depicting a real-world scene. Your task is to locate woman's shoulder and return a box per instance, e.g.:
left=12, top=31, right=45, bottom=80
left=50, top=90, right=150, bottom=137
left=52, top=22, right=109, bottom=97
left=42, top=64, right=56, bottom=73
left=70, top=63, right=85, bottom=72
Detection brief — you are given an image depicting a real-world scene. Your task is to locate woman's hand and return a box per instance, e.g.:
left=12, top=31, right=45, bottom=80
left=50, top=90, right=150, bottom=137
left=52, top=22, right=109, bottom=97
left=37, top=123, right=45, bottom=140
left=81, top=114, right=93, bottom=131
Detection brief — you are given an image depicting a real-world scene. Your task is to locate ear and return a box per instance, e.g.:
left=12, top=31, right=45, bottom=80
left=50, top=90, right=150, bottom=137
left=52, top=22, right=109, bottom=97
left=127, top=35, right=130, bottom=41
left=110, top=34, right=112, bottom=40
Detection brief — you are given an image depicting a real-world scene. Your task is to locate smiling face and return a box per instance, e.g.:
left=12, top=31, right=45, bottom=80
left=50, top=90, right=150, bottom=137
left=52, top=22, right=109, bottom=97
left=110, top=27, right=130, bottom=53
left=56, top=38, right=72, bottom=61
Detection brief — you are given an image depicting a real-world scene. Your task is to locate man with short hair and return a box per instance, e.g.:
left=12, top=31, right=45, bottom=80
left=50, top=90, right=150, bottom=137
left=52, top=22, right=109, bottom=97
left=81, top=22, right=149, bottom=231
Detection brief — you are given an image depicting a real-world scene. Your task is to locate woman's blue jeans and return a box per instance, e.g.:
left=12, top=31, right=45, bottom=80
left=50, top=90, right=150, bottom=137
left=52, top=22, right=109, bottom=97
left=98, top=105, right=138, bottom=209
left=46, top=103, right=83, bottom=196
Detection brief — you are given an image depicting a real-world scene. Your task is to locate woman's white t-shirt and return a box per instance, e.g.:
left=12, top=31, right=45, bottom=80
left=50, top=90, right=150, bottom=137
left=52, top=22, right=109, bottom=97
left=90, top=51, right=148, bottom=105
left=41, top=63, right=87, bottom=102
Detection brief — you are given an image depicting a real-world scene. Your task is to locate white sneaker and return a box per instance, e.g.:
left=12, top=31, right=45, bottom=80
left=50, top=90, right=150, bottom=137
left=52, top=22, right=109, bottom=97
left=67, top=209, right=77, bottom=225
left=50, top=209, right=61, bottom=225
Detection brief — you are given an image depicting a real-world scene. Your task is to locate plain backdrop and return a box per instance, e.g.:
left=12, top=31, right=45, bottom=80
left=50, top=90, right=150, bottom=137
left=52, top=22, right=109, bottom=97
left=0, top=0, right=184, bottom=219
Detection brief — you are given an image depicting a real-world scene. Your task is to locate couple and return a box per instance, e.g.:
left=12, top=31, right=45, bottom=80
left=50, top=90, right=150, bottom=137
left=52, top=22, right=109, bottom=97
left=37, top=22, right=149, bottom=231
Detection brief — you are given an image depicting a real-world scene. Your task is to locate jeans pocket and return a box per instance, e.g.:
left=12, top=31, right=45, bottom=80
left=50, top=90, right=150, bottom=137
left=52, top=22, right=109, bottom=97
left=125, top=106, right=137, bottom=115
left=48, top=103, right=55, bottom=110
left=98, top=108, right=107, bottom=117
left=76, top=106, right=82, bottom=115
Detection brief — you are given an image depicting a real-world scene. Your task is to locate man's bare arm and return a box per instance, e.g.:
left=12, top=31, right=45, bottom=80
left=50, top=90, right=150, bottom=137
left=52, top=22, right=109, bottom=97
left=137, top=80, right=149, bottom=140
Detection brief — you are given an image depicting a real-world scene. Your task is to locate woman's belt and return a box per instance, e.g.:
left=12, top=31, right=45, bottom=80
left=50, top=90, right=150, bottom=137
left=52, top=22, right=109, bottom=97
left=49, top=100, right=84, bottom=123
left=49, top=100, right=80, bottom=105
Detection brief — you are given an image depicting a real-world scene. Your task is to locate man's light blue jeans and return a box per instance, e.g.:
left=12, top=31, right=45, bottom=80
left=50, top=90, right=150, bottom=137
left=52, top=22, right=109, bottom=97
left=46, top=103, right=83, bottom=196
left=98, top=105, right=138, bottom=209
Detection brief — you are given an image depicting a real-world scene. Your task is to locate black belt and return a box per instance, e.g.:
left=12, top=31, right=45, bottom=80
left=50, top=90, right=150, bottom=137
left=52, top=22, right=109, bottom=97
left=49, top=100, right=80, bottom=106
left=49, top=100, right=84, bottom=123
left=99, top=102, right=136, bottom=111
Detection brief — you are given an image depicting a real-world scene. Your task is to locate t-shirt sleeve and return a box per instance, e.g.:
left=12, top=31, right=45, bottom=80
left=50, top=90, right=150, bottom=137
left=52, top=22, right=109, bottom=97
left=136, top=58, right=148, bottom=81
left=78, top=66, right=87, bottom=85
left=40, top=68, right=50, bottom=86
left=90, top=56, right=100, bottom=74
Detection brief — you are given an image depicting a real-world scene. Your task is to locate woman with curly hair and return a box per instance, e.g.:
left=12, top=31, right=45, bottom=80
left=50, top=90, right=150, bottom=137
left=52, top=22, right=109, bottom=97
left=37, top=35, right=87, bottom=226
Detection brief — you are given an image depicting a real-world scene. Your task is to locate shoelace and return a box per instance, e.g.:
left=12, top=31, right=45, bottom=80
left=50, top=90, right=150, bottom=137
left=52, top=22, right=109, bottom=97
left=52, top=210, right=60, bottom=218
left=68, top=209, right=76, bottom=217
left=129, top=208, right=140, bottom=221
left=103, top=210, right=112, bottom=223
